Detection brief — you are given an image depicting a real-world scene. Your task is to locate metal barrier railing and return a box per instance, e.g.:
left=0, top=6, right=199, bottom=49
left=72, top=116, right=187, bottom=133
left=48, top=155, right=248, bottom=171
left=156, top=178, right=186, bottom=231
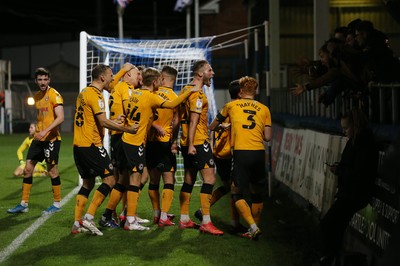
left=270, top=83, right=400, bottom=125
left=369, top=83, right=400, bottom=125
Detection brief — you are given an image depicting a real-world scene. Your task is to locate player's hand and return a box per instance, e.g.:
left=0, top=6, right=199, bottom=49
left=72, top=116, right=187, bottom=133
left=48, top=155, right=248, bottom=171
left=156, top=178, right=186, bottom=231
left=152, top=124, right=165, bottom=137
left=34, top=130, right=46, bottom=141
left=220, top=122, right=231, bottom=130
left=188, top=145, right=197, bottom=155
left=127, top=122, right=139, bottom=134
left=189, top=84, right=202, bottom=93
left=123, top=62, right=135, bottom=72
left=116, top=114, right=126, bottom=124
left=171, top=142, right=179, bottom=154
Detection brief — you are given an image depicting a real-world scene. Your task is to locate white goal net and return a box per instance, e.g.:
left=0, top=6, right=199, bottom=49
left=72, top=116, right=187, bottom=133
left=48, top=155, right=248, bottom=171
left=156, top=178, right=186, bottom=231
left=79, top=31, right=218, bottom=185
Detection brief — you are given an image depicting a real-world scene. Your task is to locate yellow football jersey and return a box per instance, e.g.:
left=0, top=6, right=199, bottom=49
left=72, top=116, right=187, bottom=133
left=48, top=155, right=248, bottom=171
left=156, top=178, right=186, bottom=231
left=213, top=117, right=232, bottom=159
left=147, top=86, right=178, bottom=143
left=109, top=81, right=133, bottom=135
left=73, top=86, right=106, bottom=147
left=179, top=85, right=210, bottom=146
left=219, top=98, right=271, bottom=150
left=34, top=87, right=63, bottom=141
left=122, top=88, right=166, bottom=146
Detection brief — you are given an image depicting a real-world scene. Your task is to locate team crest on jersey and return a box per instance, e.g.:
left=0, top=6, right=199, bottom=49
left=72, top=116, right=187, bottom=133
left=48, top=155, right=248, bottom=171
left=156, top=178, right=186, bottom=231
left=139, top=164, right=144, bottom=170
left=45, top=96, right=49, bottom=102
left=98, top=99, right=105, bottom=110
left=56, top=95, right=62, bottom=104
left=209, top=158, right=215, bottom=166
left=109, top=163, right=114, bottom=170
left=196, top=98, right=202, bottom=108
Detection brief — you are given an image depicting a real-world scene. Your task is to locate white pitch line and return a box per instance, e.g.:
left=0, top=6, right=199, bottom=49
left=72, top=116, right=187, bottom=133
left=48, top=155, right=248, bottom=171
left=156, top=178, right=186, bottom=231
left=0, top=186, right=80, bottom=263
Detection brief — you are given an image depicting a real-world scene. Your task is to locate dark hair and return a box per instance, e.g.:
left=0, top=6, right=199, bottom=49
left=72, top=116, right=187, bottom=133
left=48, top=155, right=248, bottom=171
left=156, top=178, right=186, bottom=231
left=92, top=64, right=111, bottom=80
left=192, top=60, right=209, bottom=75
left=355, top=20, right=374, bottom=34
left=325, top=37, right=345, bottom=46
left=334, top=26, right=348, bottom=38
left=347, top=18, right=362, bottom=33
left=162, top=65, right=178, bottom=78
left=228, top=79, right=240, bottom=99
left=347, top=18, right=362, bottom=29
left=35, top=67, right=50, bottom=79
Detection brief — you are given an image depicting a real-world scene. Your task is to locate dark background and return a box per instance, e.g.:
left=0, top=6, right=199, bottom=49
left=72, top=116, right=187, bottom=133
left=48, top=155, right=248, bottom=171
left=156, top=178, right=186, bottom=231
left=0, top=0, right=190, bottom=48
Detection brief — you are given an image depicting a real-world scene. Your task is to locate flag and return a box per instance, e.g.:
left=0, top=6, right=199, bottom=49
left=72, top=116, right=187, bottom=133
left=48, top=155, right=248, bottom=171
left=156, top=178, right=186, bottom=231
left=114, top=0, right=133, bottom=9
left=174, top=0, right=193, bottom=12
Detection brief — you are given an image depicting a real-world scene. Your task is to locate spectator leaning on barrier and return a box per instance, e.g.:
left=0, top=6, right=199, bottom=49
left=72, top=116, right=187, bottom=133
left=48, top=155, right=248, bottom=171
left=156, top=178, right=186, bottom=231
left=290, top=38, right=364, bottom=107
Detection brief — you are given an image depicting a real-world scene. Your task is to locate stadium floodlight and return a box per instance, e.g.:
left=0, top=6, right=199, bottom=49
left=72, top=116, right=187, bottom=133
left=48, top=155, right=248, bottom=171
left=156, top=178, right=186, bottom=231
left=27, top=97, right=35, bottom=106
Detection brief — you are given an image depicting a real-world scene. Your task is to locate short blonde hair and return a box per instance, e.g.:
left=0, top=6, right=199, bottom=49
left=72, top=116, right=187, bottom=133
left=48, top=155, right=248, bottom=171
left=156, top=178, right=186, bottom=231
left=142, top=67, right=161, bottom=86
left=239, top=76, right=258, bottom=96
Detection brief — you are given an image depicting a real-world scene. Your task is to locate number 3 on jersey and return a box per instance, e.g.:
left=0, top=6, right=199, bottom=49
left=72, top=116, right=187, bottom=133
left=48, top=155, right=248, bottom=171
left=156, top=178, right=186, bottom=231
left=242, top=109, right=256, bottom=129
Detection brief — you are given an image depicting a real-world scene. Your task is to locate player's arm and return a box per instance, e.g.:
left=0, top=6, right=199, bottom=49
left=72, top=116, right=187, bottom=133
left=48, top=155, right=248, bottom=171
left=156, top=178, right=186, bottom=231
left=96, top=112, right=138, bottom=134
left=113, top=114, right=126, bottom=125
left=209, top=112, right=226, bottom=131
left=263, top=108, right=272, bottom=142
left=160, top=85, right=201, bottom=109
left=264, top=126, right=272, bottom=142
left=170, top=109, right=180, bottom=154
left=110, top=62, right=135, bottom=89
left=188, top=111, right=200, bottom=155
left=151, top=121, right=165, bottom=137
left=35, top=105, right=64, bottom=140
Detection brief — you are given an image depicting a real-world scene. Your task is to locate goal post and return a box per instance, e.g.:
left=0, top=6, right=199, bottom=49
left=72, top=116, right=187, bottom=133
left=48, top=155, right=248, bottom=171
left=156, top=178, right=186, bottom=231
left=79, top=31, right=218, bottom=185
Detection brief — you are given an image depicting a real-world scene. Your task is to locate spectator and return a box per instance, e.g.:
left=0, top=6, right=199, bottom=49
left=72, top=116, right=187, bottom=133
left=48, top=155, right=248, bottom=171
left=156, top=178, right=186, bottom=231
left=319, top=107, right=378, bottom=265
left=355, top=20, right=400, bottom=121
left=333, top=26, right=348, bottom=42
left=355, top=20, right=400, bottom=83
left=346, top=18, right=362, bottom=49
left=290, top=39, right=364, bottom=107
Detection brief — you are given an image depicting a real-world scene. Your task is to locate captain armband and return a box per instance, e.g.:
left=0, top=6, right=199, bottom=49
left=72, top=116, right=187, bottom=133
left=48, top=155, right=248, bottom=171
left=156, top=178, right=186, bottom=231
left=215, top=113, right=226, bottom=122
